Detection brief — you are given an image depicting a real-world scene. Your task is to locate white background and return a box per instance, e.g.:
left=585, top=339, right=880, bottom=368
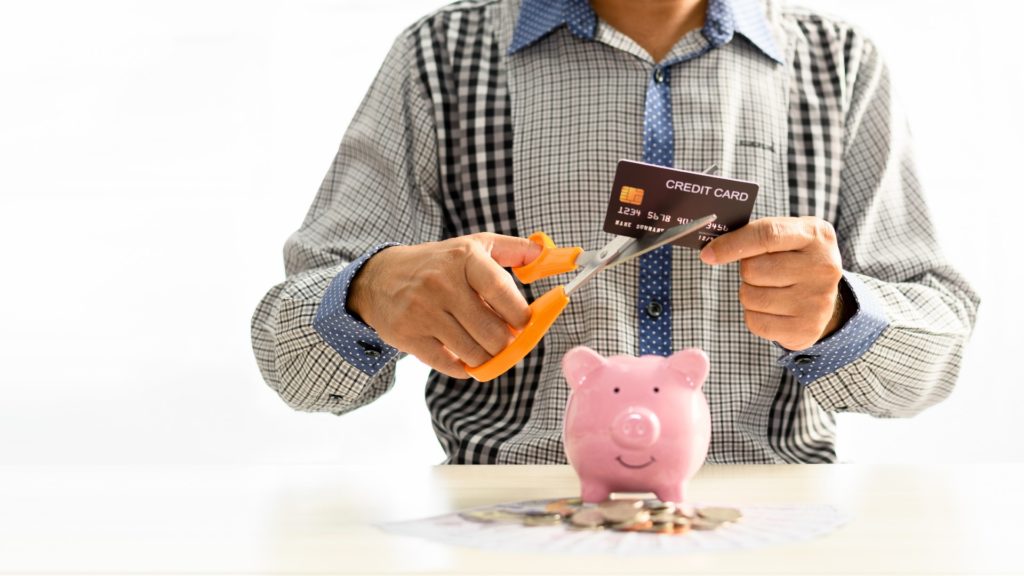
left=1, top=0, right=1021, bottom=468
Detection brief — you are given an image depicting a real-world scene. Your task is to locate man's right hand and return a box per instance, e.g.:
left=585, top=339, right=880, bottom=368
left=348, top=234, right=543, bottom=379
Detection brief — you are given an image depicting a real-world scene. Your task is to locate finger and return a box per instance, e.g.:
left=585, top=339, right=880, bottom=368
left=701, top=217, right=815, bottom=265
left=435, top=311, right=492, bottom=368
left=739, top=283, right=798, bottom=316
left=411, top=338, right=470, bottom=379
left=738, top=253, right=803, bottom=287
left=465, top=248, right=533, bottom=329
left=479, top=233, right=545, bottom=268
left=744, top=309, right=823, bottom=351
left=739, top=282, right=831, bottom=317
left=449, top=292, right=516, bottom=356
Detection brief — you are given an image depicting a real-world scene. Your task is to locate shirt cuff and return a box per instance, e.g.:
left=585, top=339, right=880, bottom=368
left=313, top=243, right=401, bottom=376
left=776, top=273, right=889, bottom=385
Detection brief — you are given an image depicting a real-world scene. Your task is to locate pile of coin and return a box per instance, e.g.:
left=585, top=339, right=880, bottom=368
left=460, top=497, right=741, bottom=535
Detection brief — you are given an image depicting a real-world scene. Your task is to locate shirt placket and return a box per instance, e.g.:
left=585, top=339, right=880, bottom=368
left=638, top=64, right=673, bottom=356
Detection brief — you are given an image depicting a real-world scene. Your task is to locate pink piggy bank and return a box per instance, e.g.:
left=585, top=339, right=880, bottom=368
left=562, top=346, right=711, bottom=504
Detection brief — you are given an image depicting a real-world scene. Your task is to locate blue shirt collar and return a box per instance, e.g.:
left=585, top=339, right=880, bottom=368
left=508, top=0, right=784, bottom=65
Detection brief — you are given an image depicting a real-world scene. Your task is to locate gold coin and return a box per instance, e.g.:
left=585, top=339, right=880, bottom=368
left=675, top=503, right=697, bottom=518
left=672, top=523, right=692, bottom=535
left=673, top=516, right=692, bottom=528
left=611, top=520, right=654, bottom=532
left=698, top=506, right=742, bottom=523
left=650, top=511, right=676, bottom=524
left=690, top=516, right=724, bottom=531
left=546, top=497, right=581, bottom=508
left=644, top=521, right=676, bottom=534
left=545, top=499, right=580, bottom=517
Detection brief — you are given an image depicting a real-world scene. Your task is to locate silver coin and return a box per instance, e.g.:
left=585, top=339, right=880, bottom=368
left=675, top=503, right=697, bottom=518
left=459, top=509, right=523, bottom=524
left=601, top=502, right=647, bottom=524
left=609, top=518, right=654, bottom=532
left=644, top=499, right=676, bottom=514
left=521, top=511, right=562, bottom=527
left=570, top=508, right=606, bottom=528
left=567, top=523, right=606, bottom=531
left=599, top=498, right=642, bottom=509
left=525, top=510, right=561, bottom=517
left=650, top=511, right=677, bottom=524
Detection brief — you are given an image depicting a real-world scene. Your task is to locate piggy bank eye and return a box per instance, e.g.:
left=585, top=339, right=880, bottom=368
left=613, top=387, right=620, bottom=394
left=653, top=387, right=660, bottom=393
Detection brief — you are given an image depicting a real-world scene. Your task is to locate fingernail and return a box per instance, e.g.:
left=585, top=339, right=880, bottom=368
left=700, top=246, right=716, bottom=264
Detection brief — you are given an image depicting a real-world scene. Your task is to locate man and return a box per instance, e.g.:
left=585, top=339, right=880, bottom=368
left=251, top=0, right=979, bottom=464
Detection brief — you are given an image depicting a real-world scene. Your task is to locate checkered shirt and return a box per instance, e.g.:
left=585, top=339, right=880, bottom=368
left=251, top=0, right=980, bottom=464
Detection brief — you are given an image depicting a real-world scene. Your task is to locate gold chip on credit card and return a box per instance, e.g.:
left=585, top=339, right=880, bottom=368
left=619, top=185, right=644, bottom=205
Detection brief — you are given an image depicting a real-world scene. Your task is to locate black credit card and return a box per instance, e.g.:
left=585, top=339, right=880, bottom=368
left=603, top=160, right=760, bottom=249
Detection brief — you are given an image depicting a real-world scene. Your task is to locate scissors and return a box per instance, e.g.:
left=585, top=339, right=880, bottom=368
left=464, top=212, right=719, bottom=381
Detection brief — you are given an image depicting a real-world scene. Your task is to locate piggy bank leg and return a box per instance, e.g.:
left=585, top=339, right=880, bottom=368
left=580, top=481, right=612, bottom=504
left=655, top=483, right=686, bottom=505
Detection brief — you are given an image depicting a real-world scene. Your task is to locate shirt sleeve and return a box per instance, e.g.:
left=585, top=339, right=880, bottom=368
left=250, top=30, right=443, bottom=414
left=776, top=274, right=888, bottom=384
left=798, top=33, right=980, bottom=417
left=313, top=243, right=401, bottom=375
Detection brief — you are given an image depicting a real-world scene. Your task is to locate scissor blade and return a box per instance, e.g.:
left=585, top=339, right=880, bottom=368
left=575, top=164, right=721, bottom=271
left=604, top=213, right=718, bottom=269
left=574, top=235, right=633, bottom=270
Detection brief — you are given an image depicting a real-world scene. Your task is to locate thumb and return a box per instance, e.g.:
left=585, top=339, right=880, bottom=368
left=480, top=233, right=544, bottom=268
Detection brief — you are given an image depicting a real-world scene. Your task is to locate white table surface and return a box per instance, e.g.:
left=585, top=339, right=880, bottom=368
left=1, top=463, right=1021, bottom=574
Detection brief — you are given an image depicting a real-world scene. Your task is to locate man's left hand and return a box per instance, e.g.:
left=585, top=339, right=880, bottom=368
left=699, top=216, right=845, bottom=351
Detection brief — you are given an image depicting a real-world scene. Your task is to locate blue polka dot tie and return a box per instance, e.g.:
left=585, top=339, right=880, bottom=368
left=639, top=64, right=674, bottom=357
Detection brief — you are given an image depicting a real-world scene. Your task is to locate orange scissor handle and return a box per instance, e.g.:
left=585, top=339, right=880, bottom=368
left=513, top=232, right=583, bottom=284
left=464, top=286, right=570, bottom=382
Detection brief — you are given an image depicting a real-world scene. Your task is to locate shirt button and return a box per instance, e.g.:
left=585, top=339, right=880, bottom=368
left=793, top=354, right=815, bottom=366
left=358, top=341, right=383, bottom=358
left=645, top=300, right=664, bottom=318
left=653, top=67, right=665, bottom=83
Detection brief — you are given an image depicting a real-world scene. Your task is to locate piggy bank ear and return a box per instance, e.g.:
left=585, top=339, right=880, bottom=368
left=562, top=346, right=607, bottom=390
left=667, top=348, right=710, bottom=389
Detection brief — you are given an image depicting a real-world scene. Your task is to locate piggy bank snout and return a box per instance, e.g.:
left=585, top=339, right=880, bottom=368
left=610, top=407, right=661, bottom=449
